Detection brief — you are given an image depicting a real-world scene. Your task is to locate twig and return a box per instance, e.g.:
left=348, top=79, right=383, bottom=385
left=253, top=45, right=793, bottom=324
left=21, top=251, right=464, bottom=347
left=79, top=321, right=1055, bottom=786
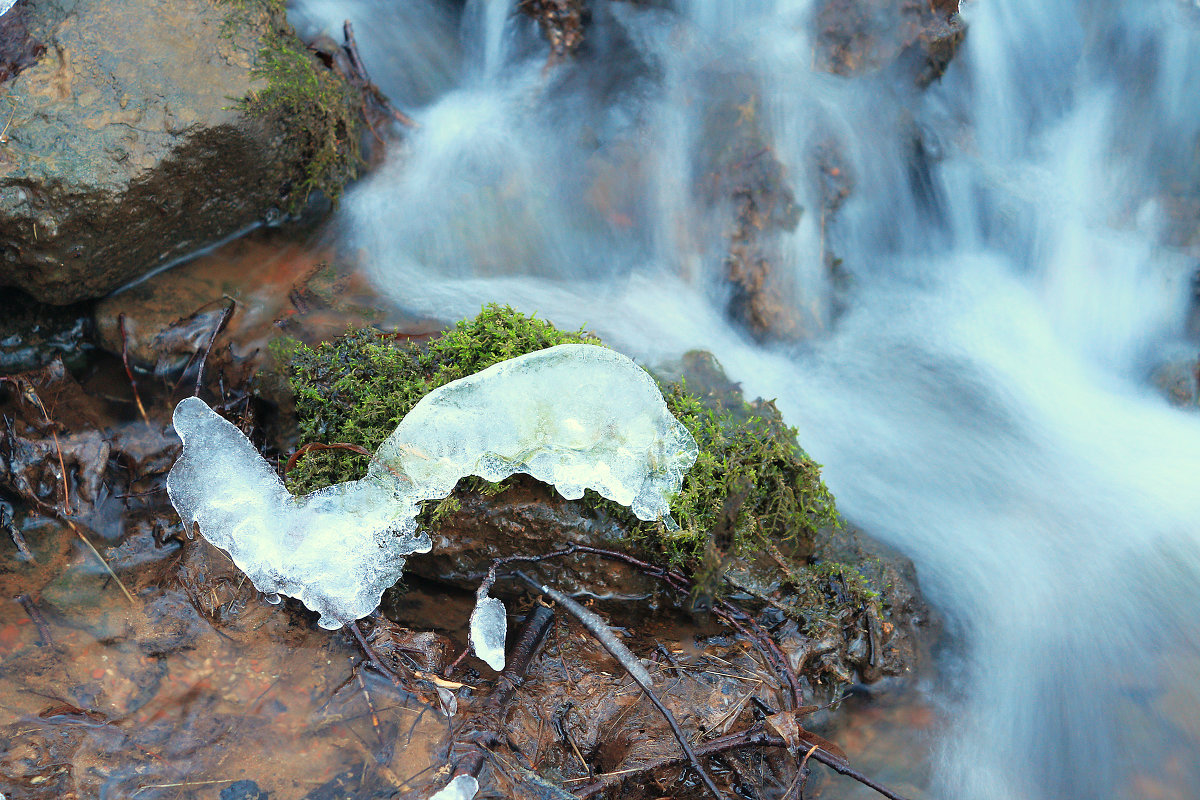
left=284, top=442, right=372, bottom=475
left=514, top=571, right=728, bottom=800
left=348, top=620, right=405, bottom=687
left=117, top=314, right=149, bottom=424
left=1, top=502, right=34, bottom=562
left=342, top=21, right=418, bottom=129
left=22, top=386, right=71, bottom=513
left=194, top=299, right=235, bottom=396
left=71, top=518, right=136, bottom=604
left=15, top=594, right=53, bottom=646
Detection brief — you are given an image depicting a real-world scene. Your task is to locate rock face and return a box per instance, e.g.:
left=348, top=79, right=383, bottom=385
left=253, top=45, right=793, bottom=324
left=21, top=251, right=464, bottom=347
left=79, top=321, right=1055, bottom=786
left=0, top=0, right=360, bottom=304
left=815, top=0, right=965, bottom=84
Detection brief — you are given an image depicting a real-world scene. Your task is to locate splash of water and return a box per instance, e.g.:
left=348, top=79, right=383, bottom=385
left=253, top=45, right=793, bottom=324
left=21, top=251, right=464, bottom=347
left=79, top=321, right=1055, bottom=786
left=298, top=0, right=1200, bottom=796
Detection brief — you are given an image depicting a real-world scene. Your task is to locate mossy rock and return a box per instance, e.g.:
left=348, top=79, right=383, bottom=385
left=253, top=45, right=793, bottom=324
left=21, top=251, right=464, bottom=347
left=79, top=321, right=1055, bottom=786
left=286, top=306, right=835, bottom=587
left=0, top=0, right=364, bottom=303
left=221, top=0, right=363, bottom=208
left=281, top=304, right=927, bottom=685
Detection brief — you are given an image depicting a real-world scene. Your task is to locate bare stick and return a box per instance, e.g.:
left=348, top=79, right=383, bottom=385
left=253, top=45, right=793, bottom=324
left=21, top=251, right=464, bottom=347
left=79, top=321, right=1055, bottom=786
left=452, top=603, right=556, bottom=780
left=16, top=593, right=53, bottom=646
left=347, top=620, right=405, bottom=687
left=194, top=300, right=234, bottom=397
left=69, top=518, right=136, bottom=604
left=117, top=313, right=149, bottom=424
left=514, top=571, right=728, bottom=800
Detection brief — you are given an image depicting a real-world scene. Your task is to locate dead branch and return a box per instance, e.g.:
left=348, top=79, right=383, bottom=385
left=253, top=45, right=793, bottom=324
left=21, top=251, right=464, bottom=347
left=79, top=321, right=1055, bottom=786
left=16, top=593, right=53, bottom=646
left=514, top=571, right=728, bottom=800
left=194, top=299, right=234, bottom=396
left=450, top=603, right=556, bottom=780
left=117, top=313, right=149, bottom=424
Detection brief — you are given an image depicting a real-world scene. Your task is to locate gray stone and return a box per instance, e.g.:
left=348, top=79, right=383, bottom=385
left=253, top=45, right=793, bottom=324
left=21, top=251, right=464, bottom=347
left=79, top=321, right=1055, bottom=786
left=0, top=0, right=359, bottom=303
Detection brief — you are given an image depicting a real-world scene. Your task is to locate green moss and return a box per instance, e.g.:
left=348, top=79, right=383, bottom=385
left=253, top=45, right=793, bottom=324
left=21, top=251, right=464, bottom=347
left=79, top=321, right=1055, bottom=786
left=635, top=385, right=839, bottom=570
left=285, top=304, right=600, bottom=493
left=221, top=0, right=363, bottom=209
left=284, top=305, right=842, bottom=592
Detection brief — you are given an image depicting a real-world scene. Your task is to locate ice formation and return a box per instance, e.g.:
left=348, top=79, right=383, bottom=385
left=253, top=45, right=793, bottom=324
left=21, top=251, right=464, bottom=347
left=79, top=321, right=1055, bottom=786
left=469, top=594, right=508, bottom=671
left=427, top=774, right=479, bottom=800
left=167, top=344, right=697, bottom=630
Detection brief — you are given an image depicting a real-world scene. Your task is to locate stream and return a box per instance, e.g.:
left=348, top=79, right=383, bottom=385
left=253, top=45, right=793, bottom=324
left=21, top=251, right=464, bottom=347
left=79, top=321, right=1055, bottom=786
left=291, top=1, right=1200, bottom=798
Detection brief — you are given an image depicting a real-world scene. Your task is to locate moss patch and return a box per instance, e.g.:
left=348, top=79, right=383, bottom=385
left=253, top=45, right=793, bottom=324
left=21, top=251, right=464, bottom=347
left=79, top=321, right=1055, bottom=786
left=221, top=0, right=363, bottom=209
left=284, top=304, right=600, bottom=494
left=284, top=305, right=847, bottom=592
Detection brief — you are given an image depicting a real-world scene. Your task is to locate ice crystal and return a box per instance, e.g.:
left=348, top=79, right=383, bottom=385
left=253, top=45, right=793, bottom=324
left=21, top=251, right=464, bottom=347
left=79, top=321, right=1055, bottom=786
left=167, top=344, right=697, bottom=629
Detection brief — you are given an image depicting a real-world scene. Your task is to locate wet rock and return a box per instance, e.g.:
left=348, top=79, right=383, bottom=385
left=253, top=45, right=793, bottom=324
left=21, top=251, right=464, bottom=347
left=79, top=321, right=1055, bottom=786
left=135, top=591, right=205, bottom=655
left=221, top=781, right=269, bottom=800
left=0, top=2, right=45, bottom=83
left=1152, top=357, right=1200, bottom=409
left=92, top=233, right=388, bottom=376
left=0, top=289, right=92, bottom=375
left=0, top=0, right=364, bottom=304
left=412, top=474, right=660, bottom=601
left=814, top=0, right=965, bottom=84
left=692, top=69, right=812, bottom=342
left=520, top=0, right=588, bottom=63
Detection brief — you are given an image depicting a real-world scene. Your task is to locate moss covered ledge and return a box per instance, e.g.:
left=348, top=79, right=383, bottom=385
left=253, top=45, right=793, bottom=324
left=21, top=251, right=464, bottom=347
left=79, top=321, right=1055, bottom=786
left=274, top=304, right=930, bottom=687
left=220, top=0, right=364, bottom=209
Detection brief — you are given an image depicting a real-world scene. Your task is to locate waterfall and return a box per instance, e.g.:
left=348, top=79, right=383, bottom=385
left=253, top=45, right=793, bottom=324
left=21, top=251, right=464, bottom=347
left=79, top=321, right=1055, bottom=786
left=294, top=1, right=1200, bottom=797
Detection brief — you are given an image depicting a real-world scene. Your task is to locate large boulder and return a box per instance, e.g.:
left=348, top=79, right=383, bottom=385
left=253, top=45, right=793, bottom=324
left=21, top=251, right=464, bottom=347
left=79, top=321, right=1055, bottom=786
left=0, top=0, right=362, bottom=304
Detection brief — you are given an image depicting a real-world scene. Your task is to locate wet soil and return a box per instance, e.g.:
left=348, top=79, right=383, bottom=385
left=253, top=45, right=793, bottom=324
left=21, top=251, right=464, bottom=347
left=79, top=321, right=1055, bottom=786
left=0, top=231, right=942, bottom=800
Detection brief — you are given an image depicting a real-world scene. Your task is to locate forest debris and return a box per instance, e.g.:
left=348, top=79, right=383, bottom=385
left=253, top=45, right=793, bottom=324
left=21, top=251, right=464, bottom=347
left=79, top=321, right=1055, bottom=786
left=516, top=571, right=728, bottom=800
left=448, top=604, right=557, bottom=783
left=118, top=313, right=149, bottom=424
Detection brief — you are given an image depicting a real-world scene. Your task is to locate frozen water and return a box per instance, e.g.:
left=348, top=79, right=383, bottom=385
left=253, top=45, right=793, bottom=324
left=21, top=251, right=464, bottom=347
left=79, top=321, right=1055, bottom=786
left=167, top=344, right=697, bottom=629
left=469, top=595, right=507, bottom=671
left=427, top=774, right=479, bottom=800
left=371, top=344, right=698, bottom=523
left=167, top=396, right=432, bottom=630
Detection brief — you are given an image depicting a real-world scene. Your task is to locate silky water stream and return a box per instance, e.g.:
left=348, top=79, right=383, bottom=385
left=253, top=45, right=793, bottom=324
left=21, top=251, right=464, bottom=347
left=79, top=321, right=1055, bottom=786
left=291, top=0, right=1200, bottom=798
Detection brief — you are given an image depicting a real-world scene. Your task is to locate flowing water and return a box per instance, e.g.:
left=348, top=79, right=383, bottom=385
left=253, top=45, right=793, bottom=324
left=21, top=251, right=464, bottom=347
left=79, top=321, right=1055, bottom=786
left=292, top=1, right=1200, bottom=797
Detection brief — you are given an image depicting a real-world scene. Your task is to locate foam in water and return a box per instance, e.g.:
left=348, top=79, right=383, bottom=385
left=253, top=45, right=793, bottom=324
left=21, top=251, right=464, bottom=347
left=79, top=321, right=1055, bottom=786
left=312, top=0, right=1200, bottom=796
left=167, top=344, right=697, bottom=630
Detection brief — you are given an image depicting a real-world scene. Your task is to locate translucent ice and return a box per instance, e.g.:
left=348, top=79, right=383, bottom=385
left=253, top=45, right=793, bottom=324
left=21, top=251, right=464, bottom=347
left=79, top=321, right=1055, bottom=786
left=427, top=774, right=478, bottom=800
left=167, top=344, right=697, bottom=629
left=167, top=397, right=432, bottom=630
left=469, top=594, right=507, bottom=671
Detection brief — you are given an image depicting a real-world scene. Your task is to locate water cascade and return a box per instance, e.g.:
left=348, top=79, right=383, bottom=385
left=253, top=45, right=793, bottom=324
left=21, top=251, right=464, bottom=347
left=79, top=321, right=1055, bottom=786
left=292, top=1, right=1200, bottom=797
